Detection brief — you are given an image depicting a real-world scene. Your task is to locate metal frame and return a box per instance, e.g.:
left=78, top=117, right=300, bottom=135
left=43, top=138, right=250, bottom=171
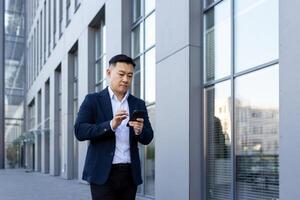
left=0, top=0, right=5, bottom=169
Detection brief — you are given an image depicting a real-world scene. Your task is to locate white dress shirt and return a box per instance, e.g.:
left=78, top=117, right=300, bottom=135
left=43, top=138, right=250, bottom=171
left=108, top=87, right=131, bottom=164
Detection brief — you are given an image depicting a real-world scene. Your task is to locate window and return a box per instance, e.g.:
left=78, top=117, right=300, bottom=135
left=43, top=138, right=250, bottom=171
left=59, top=0, right=63, bottom=37
left=94, top=19, right=106, bottom=92
left=40, top=11, right=42, bottom=69
left=36, top=20, right=39, bottom=75
left=75, top=0, right=81, bottom=12
left=43, top=1, right=46, bottom=62
left=55, top=67, right=62, bottom=176
left=33, top=28, right=36, bottom=79
left=131, top=0, right=156, bottom=197
left=68, top=44, right=79, bottom=179
left=72, top=50, right=79, bottom=179
left=48, top=0, right=51, bottom=55
left=53, top=0, right=57, bottom=47
left=203, top=0, right=279, bottom=199
left=66, top=0, right=71, bottom=26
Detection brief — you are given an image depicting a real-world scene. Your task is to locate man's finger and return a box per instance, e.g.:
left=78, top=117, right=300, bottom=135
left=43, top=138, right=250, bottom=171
left=136, top=118, right=144, bottom=122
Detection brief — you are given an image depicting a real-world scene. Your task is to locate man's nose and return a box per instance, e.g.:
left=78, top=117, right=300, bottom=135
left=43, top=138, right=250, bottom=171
left=122, top=75, right=129, bottom=83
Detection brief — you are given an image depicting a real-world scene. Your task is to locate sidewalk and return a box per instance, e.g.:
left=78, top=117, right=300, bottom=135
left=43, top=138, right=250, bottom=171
left=0, top=169, right=91, bottom=200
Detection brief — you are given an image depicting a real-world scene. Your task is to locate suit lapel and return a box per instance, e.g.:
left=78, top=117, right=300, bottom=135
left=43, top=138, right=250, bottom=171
left=99, top=87, right=114, bottom=120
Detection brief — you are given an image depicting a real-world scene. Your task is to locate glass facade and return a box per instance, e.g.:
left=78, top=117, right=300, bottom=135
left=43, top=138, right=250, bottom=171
left=203, top=0, right=279, bottom=200
left=4, top=0, right=25, bottom=169
left=131, top=0, right=156, bottom=197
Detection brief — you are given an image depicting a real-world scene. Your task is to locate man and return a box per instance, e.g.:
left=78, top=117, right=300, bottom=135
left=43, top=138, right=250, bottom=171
left=74, top=54, right=153, bottom=200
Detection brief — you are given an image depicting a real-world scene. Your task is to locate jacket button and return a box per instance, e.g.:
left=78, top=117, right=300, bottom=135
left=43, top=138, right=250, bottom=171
left=104, top=128, right=107, bottom=132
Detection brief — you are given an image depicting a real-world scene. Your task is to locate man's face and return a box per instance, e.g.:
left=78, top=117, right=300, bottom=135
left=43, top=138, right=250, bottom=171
left=107, top=62, right=134, bottom=95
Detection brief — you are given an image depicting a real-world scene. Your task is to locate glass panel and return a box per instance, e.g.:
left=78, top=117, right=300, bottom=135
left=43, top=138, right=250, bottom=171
left=145, top=105, right=155, bottom=196
left=74, top=53, right=78, bottom=78
left=235, top=65, right=279, bottom=200
left=205, top=80, right=232, bottom=200
left=102, top=23, right=106, bottom=55
left=145, top=48, right=155, bottom=105
left=206, top=0, right=216, bottom=7
left=95, top=61, right=102, bottom=84
left=132, top=25, right=141, bottom=58
left=132, top=58, right=141, bottom=98
left=145, top=13, right=155, bottom=50
left=102, top=55, right=107, bottom=81
left=95, top=29, right=102, bottom=59
left=5, top=0, right=24, bottom=13
left=204, top=0, right=231, bottom=82
left=145, top=0, right=155, bottom=15
left=133, top=0, right=142, bottom=22
left=73, top=81, right=78, bottom=99
left=234, top=0, right=279, bottom=72
left=5, top=13, right=25, bottom=37
left=133, top=71, right=141, bottom=98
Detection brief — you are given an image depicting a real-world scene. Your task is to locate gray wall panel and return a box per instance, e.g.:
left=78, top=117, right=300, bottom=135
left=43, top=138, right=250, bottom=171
left=279, top=0, right=300, bottom=199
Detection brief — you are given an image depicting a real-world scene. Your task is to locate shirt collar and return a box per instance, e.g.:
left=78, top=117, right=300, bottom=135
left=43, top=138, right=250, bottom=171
left=108, top=86, right=129, bottom=103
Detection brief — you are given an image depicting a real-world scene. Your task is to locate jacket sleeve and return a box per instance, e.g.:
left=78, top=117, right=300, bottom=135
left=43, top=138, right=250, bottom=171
left=74, top=94, right=114, bottom=141
left=136, top=101, right=154, bottom=145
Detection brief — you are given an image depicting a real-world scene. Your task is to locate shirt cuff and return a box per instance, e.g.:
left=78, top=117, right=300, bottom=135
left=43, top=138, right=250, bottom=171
left=110, top=120, right=116, bottom=132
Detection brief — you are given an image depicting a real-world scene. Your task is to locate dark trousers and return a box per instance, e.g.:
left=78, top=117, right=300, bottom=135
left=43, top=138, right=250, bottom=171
left=90, top=164, right=137, bottom=200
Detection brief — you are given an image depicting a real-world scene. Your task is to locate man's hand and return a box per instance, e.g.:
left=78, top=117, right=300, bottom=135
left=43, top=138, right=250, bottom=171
left=111, top=110, right=128, bottom=130
left=128, top=118, right=144, bottom=135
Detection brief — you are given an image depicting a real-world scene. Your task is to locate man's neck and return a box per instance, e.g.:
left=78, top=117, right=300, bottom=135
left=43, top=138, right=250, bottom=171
left=109, top=87, right=126, bottom=101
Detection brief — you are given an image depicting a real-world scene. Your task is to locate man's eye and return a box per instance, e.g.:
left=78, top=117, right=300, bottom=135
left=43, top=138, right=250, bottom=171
left=119, top=73, right=125, bottom=76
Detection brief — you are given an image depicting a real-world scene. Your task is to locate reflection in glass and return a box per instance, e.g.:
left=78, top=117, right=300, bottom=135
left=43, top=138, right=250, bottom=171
left=145, top=13, right=155, bottom=50
left=205, top=80, right=232, bottom=200
left=145, top=48, right=155, bottom=105
left=204, top=0, right=231, bottom=82
left=4, top=0, right=25, bottom=169
left=145, top=0, right=155, bottom=15
left=133, top=0, right=142, bottom=22
left=5, top=0, right=24, bottom=13
left=95, top=62, right=102, bottom=84
left=132, top=25, right=142, bottom=58
left=95, top=29, right=102, bottom=60
left=235, top=65, right=279, bottom=200
left=145, top=105, right=155, bottom=196
left=132, top=58, right=141, bottom=98
left=206, top=0, right=216, bottom=7
left=235, top=0, right=278, bottom=72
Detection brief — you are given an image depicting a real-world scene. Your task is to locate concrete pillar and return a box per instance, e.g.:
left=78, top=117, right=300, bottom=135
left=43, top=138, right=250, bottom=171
left=49, top=72, right=60, bottom=176
left=279, top=0, right=300, bottom=199
left=156, top=0, right=202, bottom=199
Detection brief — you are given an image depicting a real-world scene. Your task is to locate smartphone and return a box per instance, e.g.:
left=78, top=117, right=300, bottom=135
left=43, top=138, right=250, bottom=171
left=129, top=110, right=145, bottom=122
left=126, top=110, right=145, bottom=127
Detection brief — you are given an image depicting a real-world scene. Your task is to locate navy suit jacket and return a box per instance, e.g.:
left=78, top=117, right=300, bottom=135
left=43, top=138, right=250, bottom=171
left=74, top=87, right=153, bottom=185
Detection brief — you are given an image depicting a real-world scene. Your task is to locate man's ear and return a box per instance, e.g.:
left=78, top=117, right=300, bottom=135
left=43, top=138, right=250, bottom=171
left=106, top=68, right=111, bottom=77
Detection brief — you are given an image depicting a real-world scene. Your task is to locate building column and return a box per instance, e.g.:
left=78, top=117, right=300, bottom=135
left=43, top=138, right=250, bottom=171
left=156, top=0, right=203, bottom=199
left=49, top=72, right=60, bottom=176
left=76, top=28, right=91, bottom=182
left=34, top=94, right=41, bottom=172
left=62, top=48, right=74, bottom=179
left=106, top=0, right=131, bottom=58
left=279, top=1, right=300, bottom=199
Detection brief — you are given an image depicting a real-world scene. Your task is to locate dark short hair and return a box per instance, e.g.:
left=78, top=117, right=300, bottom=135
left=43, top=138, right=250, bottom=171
left=108, top=54, right=136, bottom=67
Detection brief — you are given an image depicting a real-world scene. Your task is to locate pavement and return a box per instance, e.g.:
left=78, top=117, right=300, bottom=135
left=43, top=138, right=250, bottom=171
left=0, top=169, right=91, bottom=200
